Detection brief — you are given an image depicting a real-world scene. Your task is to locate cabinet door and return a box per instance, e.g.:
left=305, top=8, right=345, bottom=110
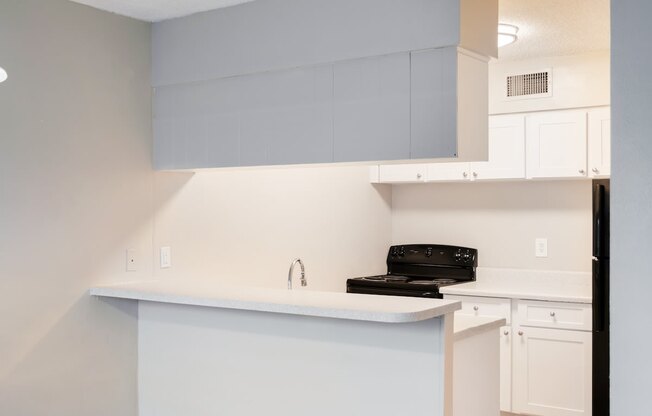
left=426, top=162, right=471, bottom=182
left=588, top=107, right=611, bottom=178
left=410, top=48, right=458, bottom=159
left=500, top=325, right=512, bottom=413
left=470, top=115, right=526, bottom=180
left=333, top=53, right=411, bottom=162
left=239, top=65, right=334, bottom=166
left=513, top=327, right=592, bottom=416
left=378, top=164, right=428, bottom=183
left=526, top=110, right=588, bottom=179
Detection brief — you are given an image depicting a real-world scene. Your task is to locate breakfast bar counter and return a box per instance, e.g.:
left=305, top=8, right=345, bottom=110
left=91, top=281, right=461, bottom=416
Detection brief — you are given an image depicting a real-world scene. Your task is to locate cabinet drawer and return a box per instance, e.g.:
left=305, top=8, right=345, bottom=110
left=445, top=295, right=511, bottom=324
left=378, top=164, right=427, bottom=183
left=516, top=300, right=592, bottom=331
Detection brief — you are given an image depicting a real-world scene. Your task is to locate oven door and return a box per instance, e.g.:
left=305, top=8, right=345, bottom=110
left=347, top=285, right=442, bottom=298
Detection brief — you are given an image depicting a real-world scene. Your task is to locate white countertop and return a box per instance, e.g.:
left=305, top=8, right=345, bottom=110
left=440, top=268, right=592, bottom=304
left=453, top=315, right=506, bottom=342
left=90, top=281, right=461, bottom=324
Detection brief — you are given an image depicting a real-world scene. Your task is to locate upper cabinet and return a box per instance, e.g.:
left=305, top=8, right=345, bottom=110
left=411, top=48, right=489, bottom=161
left=151, top=0, right=498, bottom=170
left=333, top=54, right=411, bottom=162
left=472, top=114, right=526, bottom=180
left=588, top=107, right=611, bottom=178
left=373, top=107, right=611, bottom=184
left=526, top=110, right=588, bottom=179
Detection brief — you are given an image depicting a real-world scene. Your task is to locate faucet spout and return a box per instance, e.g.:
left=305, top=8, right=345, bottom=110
left=288, top=258, right=307, bottom=290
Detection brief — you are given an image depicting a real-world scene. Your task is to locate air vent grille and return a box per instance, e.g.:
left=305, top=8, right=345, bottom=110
left=506, top=71, right=551, bottom=98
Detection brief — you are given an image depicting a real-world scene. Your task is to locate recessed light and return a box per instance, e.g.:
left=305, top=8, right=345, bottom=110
left=498, top=23, right=519, bottom=48
left=0, top=67, right=7, bottom=83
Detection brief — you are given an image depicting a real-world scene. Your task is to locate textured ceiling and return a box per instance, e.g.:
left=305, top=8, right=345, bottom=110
left=498, top=0, right=610, bottom=60
left=68, top=0, right=255, bottom=22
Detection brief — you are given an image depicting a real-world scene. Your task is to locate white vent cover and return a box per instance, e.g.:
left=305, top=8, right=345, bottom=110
left=506, top=70, right=552, bottom=100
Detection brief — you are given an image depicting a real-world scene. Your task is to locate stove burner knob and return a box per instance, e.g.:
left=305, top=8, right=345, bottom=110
left=391, top=247, right=399, bottom=257
left=398, top=247, right=405, bottom=257
left=454, top=250, right=462, bottom=262
left=426, top=248, right=433, bottom=257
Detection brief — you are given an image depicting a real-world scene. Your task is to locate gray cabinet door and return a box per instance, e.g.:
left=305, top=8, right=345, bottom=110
left=333, top=53, right=411, bottom=162
left=239, top=65, right=334, bottom=166
left=153, top=77, right=241, bottom=169
left=411, top=48, right=458, bottom=159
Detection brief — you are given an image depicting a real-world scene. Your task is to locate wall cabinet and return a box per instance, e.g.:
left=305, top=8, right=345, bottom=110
left=471, top=114, right=526, bottom=180
left=155, top=47, right=489, bottom=170
left=444, top=295, right=592, bottom=416
left=588, top=107, right=611, bottom=178
left=525, top=110, right=588, bottom=179
left=373, top=107, right=610, bottom=184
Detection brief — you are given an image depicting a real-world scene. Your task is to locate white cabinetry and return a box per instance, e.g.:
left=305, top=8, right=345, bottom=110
left=512, top=326, right=592, bottom=416
left=470, top=114, right=526, bottom=181
left=445, top=295, right=512, bottom=412
left=526, top=110, right=588, bottom=179
left=377, top=164, right=428, bottom=183
left=444, top=295, right=592, bottom=416
left=426, top=163, right=471, bottom=182
left=588, top=107, right=611, bottom=178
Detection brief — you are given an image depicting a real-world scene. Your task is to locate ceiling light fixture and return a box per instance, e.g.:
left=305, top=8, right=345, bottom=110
left=498, top=23, right=519, bottom=48
left=0, top=66, right=7, bottom=83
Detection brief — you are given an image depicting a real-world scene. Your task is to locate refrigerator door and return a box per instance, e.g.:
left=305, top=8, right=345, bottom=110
left=592, top=257, right=609, bottom=333
left=592, top=180, right=610, bottom=258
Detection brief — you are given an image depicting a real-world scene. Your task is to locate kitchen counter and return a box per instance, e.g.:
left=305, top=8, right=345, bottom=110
left=90, top=280, right=461, bottom=323
left=440, top=267, right=592, bottom=304
left=91, top=281, right=459, bottom=416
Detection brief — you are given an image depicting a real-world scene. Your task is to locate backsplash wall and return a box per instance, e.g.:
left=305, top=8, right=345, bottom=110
left=392, top=180, right=592, bottom=272
left=153, top=165, right=392, bottom=292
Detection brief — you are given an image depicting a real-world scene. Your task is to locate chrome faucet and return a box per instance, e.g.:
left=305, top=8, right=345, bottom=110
left=288, top=258, right=307, bottom=290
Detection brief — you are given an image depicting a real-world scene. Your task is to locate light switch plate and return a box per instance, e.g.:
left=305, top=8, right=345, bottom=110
left=535, top=238, right=548, bottom=258
left=126, top=249, right=138, bottom=271
left=160, top=246, right=171, bottom=269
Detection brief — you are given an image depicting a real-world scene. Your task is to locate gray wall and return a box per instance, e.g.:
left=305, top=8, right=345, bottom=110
left=611, top=1, right=652, bottom=414
left=0, top=1, right=152, bottom=415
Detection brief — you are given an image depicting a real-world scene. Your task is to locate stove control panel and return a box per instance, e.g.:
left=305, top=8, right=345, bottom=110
left=388, top=244, right=477, bottom=267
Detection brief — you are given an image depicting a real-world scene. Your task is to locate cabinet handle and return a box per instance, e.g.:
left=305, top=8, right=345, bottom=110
left=592, top=168, right=599, bottom=173
left=579, top=169, right=586, bottom=175
left=416, top=173, right=423, bottom=179
left=463, top=172, right=468, bottom=178
left=473, top=306, right=479, bottom=311
left=504, top=330, right=510, bottom=336
left=550, top=311, right=556, bottom=317
left=518, top=331, right=524, bottom=336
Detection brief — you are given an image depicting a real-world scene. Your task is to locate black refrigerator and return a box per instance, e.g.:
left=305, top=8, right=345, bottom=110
left=592, top=179, right=609, bottom=416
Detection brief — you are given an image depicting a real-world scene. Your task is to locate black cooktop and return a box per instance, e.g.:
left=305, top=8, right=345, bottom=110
left=346, top=244, right=477, bottom=299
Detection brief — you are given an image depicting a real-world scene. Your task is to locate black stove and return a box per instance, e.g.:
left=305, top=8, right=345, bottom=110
left=346, top=244, right=477, bottom=299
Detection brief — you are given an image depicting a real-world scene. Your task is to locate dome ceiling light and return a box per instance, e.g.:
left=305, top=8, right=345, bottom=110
left=498, top=23, right=519, bottom=48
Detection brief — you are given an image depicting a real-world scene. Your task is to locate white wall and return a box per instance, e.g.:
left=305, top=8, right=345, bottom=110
left=392, top=181, right=592, bottom=272
left=153, top=166, right=392, bottom=292
left=489, top=51, right=610, bottom=114
left=0, top=1, right=151, bottom=415
left=611, top=1, right=652, bottom=414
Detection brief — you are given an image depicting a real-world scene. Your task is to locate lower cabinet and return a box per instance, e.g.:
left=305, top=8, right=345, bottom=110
left=444, top=294, right=592, bottom=416
left=512, top=326, right=592, bottom=416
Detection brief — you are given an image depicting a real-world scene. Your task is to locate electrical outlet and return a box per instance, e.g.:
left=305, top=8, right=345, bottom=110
left=126, top=249, right=138, bottom=271
left=160, top=246, right=171, bottom=269
left=535, top=238, right=548, bottom=258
